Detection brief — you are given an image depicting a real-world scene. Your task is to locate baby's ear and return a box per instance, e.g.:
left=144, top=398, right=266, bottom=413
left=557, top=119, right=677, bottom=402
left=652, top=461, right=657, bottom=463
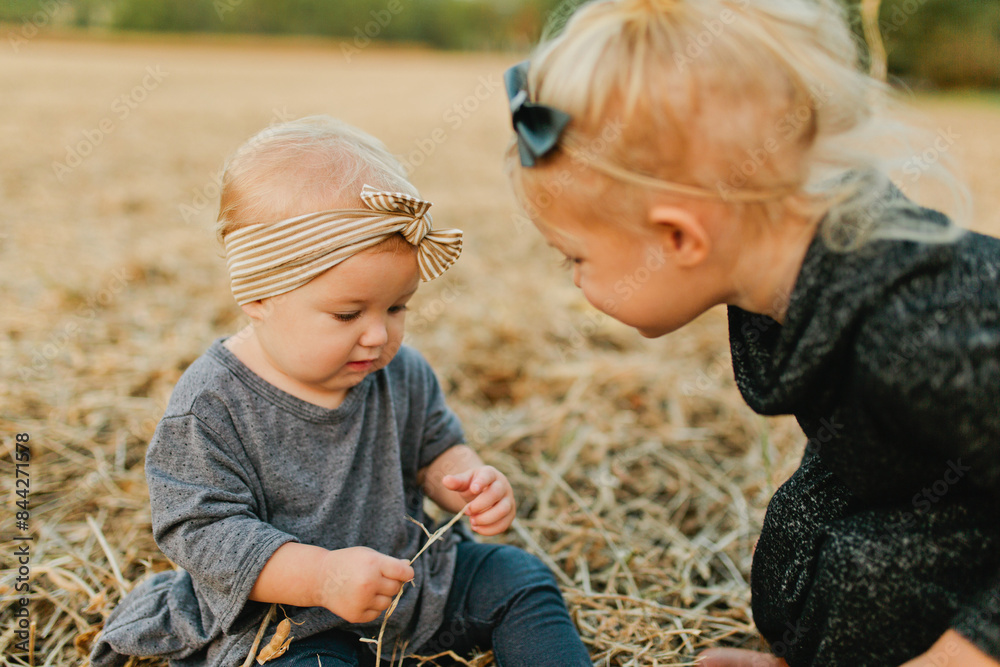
left=240, top=298, right=269, bottom=323
left=648, top=205, right=710, bottom=268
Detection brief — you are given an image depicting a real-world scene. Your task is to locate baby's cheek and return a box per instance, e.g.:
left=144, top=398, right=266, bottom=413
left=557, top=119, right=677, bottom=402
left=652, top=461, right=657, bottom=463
left=376, top=339, right=403, bottom=369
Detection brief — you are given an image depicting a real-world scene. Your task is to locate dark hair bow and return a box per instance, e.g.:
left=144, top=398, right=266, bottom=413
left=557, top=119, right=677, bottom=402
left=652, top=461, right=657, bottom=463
left=504, top=60, right=572, bottom=167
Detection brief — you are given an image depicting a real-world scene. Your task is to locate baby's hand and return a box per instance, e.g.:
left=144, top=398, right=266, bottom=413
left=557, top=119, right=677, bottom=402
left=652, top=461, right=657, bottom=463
left=317, top=546, right=414, bottom=624
left=442, top=466, right=516, bottom=536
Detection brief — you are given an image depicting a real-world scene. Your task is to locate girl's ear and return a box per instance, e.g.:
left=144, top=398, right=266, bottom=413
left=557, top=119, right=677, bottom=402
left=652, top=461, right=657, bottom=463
left=648, top=205, right=711, bottom=268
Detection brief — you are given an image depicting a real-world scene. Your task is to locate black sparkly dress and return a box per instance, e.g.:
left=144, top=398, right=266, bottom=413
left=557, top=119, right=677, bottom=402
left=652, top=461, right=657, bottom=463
left=728, top=203, right=1000, bottom=666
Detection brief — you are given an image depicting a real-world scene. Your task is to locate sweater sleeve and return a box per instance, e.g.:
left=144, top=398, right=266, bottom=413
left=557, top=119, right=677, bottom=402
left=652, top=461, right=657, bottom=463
left=857, top=295, right=1000, bottom=659
left=392, top=347, right=466, bottom=470
left=145, top=410, right=299, bottom=636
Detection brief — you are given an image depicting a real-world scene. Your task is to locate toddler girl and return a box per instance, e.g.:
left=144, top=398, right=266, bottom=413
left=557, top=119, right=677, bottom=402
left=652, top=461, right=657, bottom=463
left=91, top=116, right=591, bottom=666
left=503, top=1, right=999, bottom=665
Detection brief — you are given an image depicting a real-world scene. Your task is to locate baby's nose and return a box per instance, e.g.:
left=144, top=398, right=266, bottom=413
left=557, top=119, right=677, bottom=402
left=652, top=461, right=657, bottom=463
left=359, top=319, right=389, bottom=347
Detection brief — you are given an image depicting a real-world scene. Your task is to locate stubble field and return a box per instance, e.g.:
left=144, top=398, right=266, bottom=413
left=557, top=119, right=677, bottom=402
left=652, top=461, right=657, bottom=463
left=1, top=34, right=999, bottom=666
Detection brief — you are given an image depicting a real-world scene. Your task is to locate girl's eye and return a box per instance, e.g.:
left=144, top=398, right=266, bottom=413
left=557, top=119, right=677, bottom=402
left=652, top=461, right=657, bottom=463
left=560, top=256, right=581, bottom=270
left=332, top=312, right=361, bottom=322
left=389, top=305, right=408, bottom=314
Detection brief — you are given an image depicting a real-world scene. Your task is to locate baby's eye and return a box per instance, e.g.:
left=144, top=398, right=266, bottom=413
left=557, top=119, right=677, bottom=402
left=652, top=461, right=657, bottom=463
left=332, top=312, right=361, bottom=322
left=388, top=305, right=408, bottom=314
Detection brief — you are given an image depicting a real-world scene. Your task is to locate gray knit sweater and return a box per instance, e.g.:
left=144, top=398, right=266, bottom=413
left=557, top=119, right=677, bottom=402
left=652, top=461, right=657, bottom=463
left=729, top=202, right=1000, bottom=665
left=90, top=342, right=467, bottom=666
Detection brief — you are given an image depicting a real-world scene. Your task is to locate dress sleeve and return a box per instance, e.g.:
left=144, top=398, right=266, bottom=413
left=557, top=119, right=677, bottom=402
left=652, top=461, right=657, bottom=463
left=952, top=572, right=1000, bottom=660
left=858, top=298, right=1000, bottom=659
left=145, top=411, right=299, bottom=636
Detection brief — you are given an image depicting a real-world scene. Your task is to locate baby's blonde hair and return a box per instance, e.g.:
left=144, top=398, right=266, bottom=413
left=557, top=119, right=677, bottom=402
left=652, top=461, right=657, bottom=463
left=216, top=115, right=419, bottom=245
left=510, top=0, right=968, bottom=250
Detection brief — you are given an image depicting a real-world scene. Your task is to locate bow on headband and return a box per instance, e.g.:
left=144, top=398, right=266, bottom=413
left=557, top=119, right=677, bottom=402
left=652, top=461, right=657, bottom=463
left=504, top=60, right=572, bottom=167
left=224, top=185, right=463, bottom=306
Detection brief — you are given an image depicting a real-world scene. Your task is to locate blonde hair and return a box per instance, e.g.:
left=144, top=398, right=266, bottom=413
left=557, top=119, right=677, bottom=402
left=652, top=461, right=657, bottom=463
left=216, top=115, right=419, bottom=244
left=509, top=0, right=969, bottom=250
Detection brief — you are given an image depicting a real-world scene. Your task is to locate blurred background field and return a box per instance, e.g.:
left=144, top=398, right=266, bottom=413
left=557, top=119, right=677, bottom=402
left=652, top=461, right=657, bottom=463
left=1, top=1, right=999, bottom=666
left=2, top=0, right=1000, bottom=87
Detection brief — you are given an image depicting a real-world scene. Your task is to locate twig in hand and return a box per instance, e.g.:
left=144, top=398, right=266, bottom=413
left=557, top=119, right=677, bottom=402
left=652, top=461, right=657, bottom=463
left=366, top=502, right=473, bottom=664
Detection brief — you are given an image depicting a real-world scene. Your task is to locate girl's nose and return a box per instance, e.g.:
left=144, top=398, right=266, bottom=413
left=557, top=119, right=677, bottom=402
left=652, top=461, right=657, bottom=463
left=359, top=317, right=389, bottom=348
left=572, top=266, right=582, bottom=289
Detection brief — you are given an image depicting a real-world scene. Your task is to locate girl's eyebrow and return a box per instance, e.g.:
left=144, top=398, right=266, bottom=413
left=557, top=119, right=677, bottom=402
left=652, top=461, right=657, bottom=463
left=545, top=238, right=576, bottom=255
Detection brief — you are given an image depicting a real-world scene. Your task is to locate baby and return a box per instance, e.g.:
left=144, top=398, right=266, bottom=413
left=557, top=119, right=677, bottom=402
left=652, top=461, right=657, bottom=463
left=91, top=116, right=591, bottom=666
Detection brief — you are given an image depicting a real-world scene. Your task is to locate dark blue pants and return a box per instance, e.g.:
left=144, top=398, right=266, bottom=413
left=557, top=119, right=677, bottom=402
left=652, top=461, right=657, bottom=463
left=271, top=542, right=592, bottom=666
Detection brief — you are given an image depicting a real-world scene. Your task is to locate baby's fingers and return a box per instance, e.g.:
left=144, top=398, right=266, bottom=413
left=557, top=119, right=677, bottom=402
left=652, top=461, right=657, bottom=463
left=466, top=467, right=499, bottom=495
left=465, top=479, right=507, bottom=513
left=472, top=496, right=513, bottom=523
left=375, top=576, right=406, bottom=598
left=469, top=498, right=515, bottom=534
left=380, top=557, right=415, bottom=583
left=442, top=470, right=474, bottom=493
left=370, top=594, right=395, bottom=612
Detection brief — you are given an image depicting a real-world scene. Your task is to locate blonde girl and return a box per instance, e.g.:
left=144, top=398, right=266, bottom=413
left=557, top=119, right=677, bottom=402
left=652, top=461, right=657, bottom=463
left=504, top=1, right=1000, bottom=665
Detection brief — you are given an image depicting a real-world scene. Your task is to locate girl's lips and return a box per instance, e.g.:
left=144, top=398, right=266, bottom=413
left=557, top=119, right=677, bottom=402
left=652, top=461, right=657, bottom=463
left=346, top=360, right=375, bottom=371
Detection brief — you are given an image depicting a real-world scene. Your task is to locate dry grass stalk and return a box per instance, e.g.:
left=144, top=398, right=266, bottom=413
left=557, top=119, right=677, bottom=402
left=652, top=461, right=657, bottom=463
left=241, top=604, right=277, bottom=667
left=361, top=501, right=473, bottom=664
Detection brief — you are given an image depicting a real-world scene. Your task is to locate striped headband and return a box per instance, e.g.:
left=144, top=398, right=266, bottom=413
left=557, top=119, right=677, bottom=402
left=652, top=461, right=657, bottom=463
left=224, top=185, right=462, bottom=305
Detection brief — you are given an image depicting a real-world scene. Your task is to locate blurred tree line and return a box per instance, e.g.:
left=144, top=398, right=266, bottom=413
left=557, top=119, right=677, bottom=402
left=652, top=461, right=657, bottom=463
left=4, top=0, right=998, bottom=87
